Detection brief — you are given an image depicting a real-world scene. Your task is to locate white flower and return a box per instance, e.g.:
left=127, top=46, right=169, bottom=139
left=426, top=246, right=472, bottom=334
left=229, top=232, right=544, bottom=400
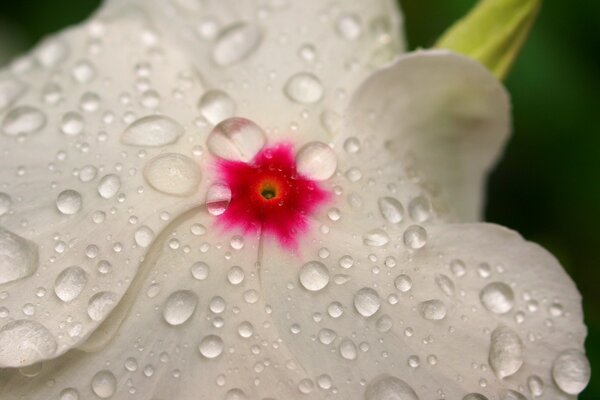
left=0, top=0, right=589, bottom=399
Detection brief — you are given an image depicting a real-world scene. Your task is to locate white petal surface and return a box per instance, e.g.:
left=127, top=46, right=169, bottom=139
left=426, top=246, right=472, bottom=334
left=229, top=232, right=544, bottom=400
left=341, top=50, right=511, bottom=221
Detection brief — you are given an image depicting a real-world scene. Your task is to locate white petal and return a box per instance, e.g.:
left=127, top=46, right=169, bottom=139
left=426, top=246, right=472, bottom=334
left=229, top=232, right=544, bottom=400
left=340, top=50, right=511, bottom=221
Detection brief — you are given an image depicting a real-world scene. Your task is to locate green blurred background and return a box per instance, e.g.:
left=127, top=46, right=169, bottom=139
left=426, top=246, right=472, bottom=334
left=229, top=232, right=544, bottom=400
left=0, top=0, right=597, bottom=397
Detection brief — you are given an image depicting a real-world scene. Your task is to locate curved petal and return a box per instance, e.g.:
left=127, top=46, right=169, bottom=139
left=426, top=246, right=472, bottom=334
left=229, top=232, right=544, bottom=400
left=339, top=50, right=511, bottom=221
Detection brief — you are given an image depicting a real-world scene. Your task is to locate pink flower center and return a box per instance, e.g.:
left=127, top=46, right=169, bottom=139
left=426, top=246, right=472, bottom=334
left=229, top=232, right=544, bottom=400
left=214, top=143, right=330, bottom=250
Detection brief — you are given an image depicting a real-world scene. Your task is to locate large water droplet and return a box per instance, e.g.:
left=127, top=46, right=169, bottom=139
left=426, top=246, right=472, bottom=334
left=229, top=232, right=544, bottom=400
left=144, top=153, right=201, bottom=196
left=0, top=320, right=57, bottom=367
left=419, top=299, right=446, bottom=320
left=198, top=90, right=236, bottom=125
left=489, top=325, right=523, bottom=379
left=97, top=174, right=121, bottom=199
left=91, top=370, right=117, bottom=398
left=365, top=374, right=419, bottom=400
left=1, top=106, right=46, bottom=136
left=56, top=189, right=83, bottom=215
left=299, top=261, right=330, bottom=292
left=552, top=349, right=591, bottom=395
left=480, top=282, right=514, bottom=314
left=87, top=291, right=117, bottom=321
left=378, top=197, right=404, bottom=224
left=354, top=287, right=381, bottom=317
left=212, top=23, right=261, bottom=66
left=163, top=290, right=198, bottom=326
left=54, top=266, right=87, bottom=302
left=198, top=334, right=224, bottom=359
left=296, top=142, right=337, bottom=181
left=206, top=183, right=232, bottom=216
left=0, top=227, right=38, bottom=285
left=207, top=117, right=266, bottom=162
left=403, top=225, right=427, bottom=249
left=284, top=72, right=324, bottom=104
left=121, top=115, right=183, bottom=147
left=134, top=225, right=155, bottom=248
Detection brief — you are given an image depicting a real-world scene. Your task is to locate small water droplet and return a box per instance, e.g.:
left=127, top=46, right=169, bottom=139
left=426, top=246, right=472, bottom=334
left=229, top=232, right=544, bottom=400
left=284, top=72, right=323, bottom=104
left=480, top=282, right=514, bottom=314
left=403, top=225, right=427, bottom=249
left=419, top=299, right=446, bottom=320
left=56, top=189, right=83, bottom=215
left=354, top=287, right=381, bottom=317
left=365, top=375, right=419, bottom=400
left=336, top=14, right=362, bottom=40
left=91, top=370, right=117, bottom=398
left=1, top=106, right=46, bottom=136
left=339, top=338, right=358, bottom=360
left=54, top=266, right=87, bottom=302
left=60, top=111, right=84, bottom=136
left=378, top=197, right=404, bottom=224
left=97, top=174, right=121, bottom=199
left=206, top=183, right=232, bottom=216
left=134, top=226, right=155, bottom=248
left=163, top=290, right=198, bottom=326
left=59, top=388, right=80, bottom=400
left=295, top=142, right=337, bottom=181
left=87, top=291, right=117, bottom=321
left=121, top=115, right=183, bottom=147
left=191, top=261, right=209, bottom=280
left=198, top=334, right=224, bottom=359
left=527, top=375, right=544, bottom=397
left=144, top=153, right=201, bottom=196
left=394, top=274, right=412, bottom=292
left=299, top=261, right=330, bottom=292
left=212, top=23, right=262, bottom=66
left=0, top=192, right=11, bottom=216
left=363, top=229, right=389, bottom=247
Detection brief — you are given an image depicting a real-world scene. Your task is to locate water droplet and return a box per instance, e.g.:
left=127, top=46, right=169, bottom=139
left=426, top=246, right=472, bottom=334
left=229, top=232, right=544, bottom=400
left=299, top=261, right=330, bottom=292
left=72, top=60, right=96, bottom=83
left=339, top=338, right=357, bottom=360
left=365, top=375, right=419, bottom=400
left=54, top=266, right=87, bottom=302
left=336, top=14, right=362, bottom=40
left=91, top=370, right=117, bottom=398
left=295, top=142, right=337, bottom=181
left=134, top=225, right=155, bottom=248
left=0, top=320, right=57, bottom=367
left=527, top=375, right=544, bottom=397
left=97, top=174, right=121, bottom=199
left=212, top=23, right=261, bottom=66
left=284, top=72, right=323, bottom=104
left=394, top=274, right=412, bottom=292
left=378, top=197, right=404, bottom=224
left=0, top=192, right=11, bottom=216
left=419, top=299, right=446, bottom=320
left=163, top=290, right=198, bottom=326
left=463, top=394, right=488, bottom=400
left=206, top=183, right=232, bottom=216
left=121, top=115, right=183, bottom=147
left=408, top=196, right=431, bottom=222
left=198, top=90, right=236, bottom=125
left=0, top=77, right=26, bottom=112
left=191, top=261, right=209, bottom=280
left=56, top=189, right=82, bottom=215
left=363, top=229, right=390, bottom=247
left=60, top=111, right=84, bottom=136
left=552, top=349, right=591, bottom=395
left=207, top=117, right=266, bottom=162
left=198, top=334, right=224, bottom=359
left=489, top=325, right=523, bottom=379
left=354, top=287, right=381, bottom=317
left=1, top=106, right=46, bottom=136
left=480, top=282, right=514, bottom=314
left=35, top=38, right=69, bottom=67
left=435, top=274, right=455, bottom=297
left=59, top=388, right=80, bottom=400
left=0, top=227, right=38, bottom=285
left=403, top=225, right=427, bottom=249
left=87, top=291, right=117, bottom=321
left=500, top=390, right=527, bottom=400
left=144, top=153, right=201, bottom=196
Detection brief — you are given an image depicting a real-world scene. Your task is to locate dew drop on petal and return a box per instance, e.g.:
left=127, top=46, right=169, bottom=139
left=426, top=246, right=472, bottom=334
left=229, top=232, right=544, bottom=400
left=363, top=229, right=389, bottom=247
left=298, top=261, right=330, bottom=292
left=163, top=290, right=198, bottom=326
left=35, top=38, right=69, bottom=68
left=0, top=320, right=57, bottom=367
left=284, top=72, right=324, bottom=104
left=212, top=23, right=261, bottom=66
left=0, top=227, right=38, bottom=285
left=419, top=299, right=446, bottom=320
left=378, top=197, right=404, bottom=224
left=121, top=115, right=183, bottom=147
left=59, top=388, right=80, bottom=400
left=97, top=174, right=121, bottom=199
left=54, top=266, right=87, bottom=302
left=403, top=225, right=427, bottom=249
left=336, top=13, right=362, bottom=40
left=394, top=274, right=412, bottom=292
left=191, top=261, right=209, bottom=280
left=143, top=153, right=201, bottom=196
left=56, top=189, right=82, bottom=215
left=87, top=291, right=118, bottom=321
left=527, top=375, right=544, bottom=397
left=134, top=225, right=155, bottom=248
left=354, top=287, right=381, bottom=317
left=0, top=77, right=26, bottom=112
left=91, top=370, right=117, bottom=398
left=198, top=90, right=236, bottom=125
left=207, top=117, right=266, bottom=162
left=480, top=282, right=514, bottom=314
left=365, top=374, right=419, bottom=400
left=60, top=111, right=84, bottom=136
left=339, top=338, right=358, bottom=360
left=206, top=183, right=232, bottom=216
left=198, top=334, right=224, bottom=359
left=500, top=390, right=527, bottom=400
left=1, top=105, right=46, bottom=136
left=489, top=325, right=524, bottom=379
left=552, top=349, right=591, bottom=395
left=463, top=394, right=488, bottom=400
left=295, top=142, right=337, bottom=181
left=408, top=195, right=431, bottom=222
left=0, top=192, right=11, bottom=216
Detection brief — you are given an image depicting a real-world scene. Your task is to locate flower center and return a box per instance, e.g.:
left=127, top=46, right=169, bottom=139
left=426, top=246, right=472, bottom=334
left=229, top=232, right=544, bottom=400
left=259, top=184, right=277, bottom=200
